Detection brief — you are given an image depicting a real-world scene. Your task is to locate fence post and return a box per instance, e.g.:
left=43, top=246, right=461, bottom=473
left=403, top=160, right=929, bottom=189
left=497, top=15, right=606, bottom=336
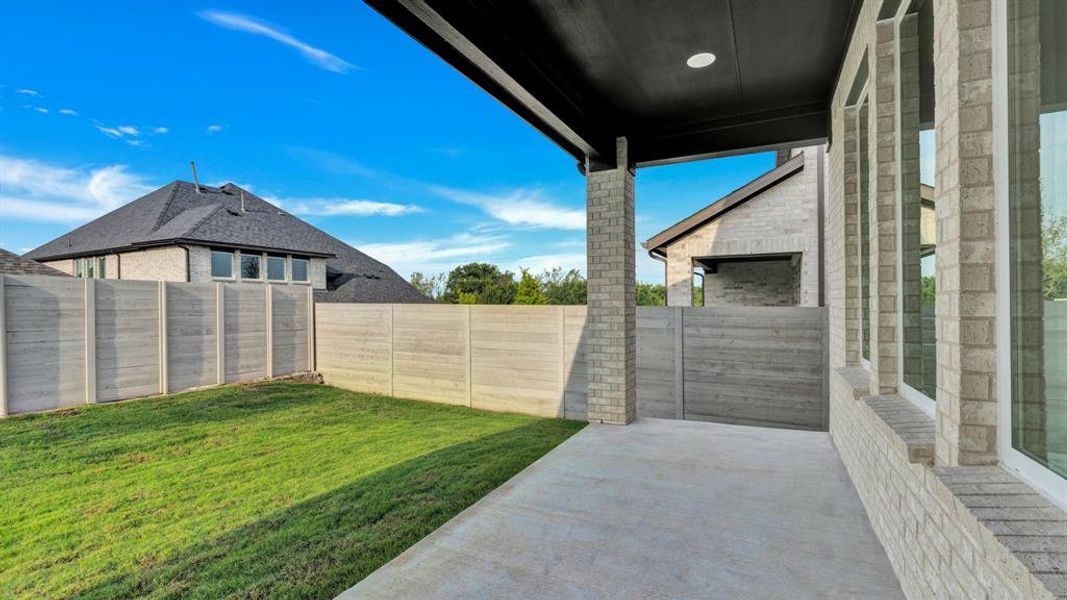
left=465, top=305, right=472, bottom=408
left=159, top=281, right=168, bottom=394
left=0, top=275, right=6, bottom=417
left=84, top=278, right=96, bottom=404
left=216, top=283, right=226, bottom=385
left=266, top=285, right=274, bottom=379
left=674, top=306, right=684, bottom=420
left=388, top=304, right=395, bottom=396
left=557, top=306, right=566, bottom=418
left=306, top=285, right=314, bottom=372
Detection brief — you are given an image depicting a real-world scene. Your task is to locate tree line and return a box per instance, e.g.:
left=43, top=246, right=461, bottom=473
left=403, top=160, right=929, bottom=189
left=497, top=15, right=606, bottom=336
left=409, top=262, right=702, bottom=306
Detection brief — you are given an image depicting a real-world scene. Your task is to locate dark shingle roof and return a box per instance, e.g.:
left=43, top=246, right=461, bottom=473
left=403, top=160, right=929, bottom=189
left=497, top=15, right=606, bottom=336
left=24, top=181, right=430, bottom=303
left=0, top=248, right=70, bottom=277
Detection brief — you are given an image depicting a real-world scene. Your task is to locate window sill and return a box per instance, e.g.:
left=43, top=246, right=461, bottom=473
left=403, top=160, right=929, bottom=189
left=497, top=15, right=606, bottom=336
left=835, top=367, right=934, bottom=465
left=836, top=366, right=870, bottom=401
left=863, top=394, right=935, bottom=466
left=934, top=467, right=1067, bottom=598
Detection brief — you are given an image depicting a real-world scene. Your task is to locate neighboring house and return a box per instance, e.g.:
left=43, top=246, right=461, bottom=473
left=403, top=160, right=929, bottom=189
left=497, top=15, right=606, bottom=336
left=643, top=146, right=825, bottom=307
left=0, top=248, right=70, bottom=277
left=23, top=181, right=430, bottom=303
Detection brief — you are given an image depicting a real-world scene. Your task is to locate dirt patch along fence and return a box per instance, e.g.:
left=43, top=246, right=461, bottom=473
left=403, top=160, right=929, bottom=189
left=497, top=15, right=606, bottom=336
left=315, top=304, right=828, bottom=430
left=0, top=274, right=313, bottom=416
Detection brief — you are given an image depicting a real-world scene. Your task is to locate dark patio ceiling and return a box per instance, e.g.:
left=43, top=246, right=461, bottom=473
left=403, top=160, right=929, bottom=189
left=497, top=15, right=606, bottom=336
left=366, top=0, right=861, bottom=167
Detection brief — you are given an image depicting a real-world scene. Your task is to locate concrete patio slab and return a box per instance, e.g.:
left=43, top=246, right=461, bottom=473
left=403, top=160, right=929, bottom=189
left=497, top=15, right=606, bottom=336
left=338, top=418, right=903, bottom=599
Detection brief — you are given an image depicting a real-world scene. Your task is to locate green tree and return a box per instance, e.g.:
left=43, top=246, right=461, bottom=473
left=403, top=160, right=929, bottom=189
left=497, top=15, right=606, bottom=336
left=540, top=267, right=587, bottom=305
left=408, top=271, right=445, bottom=301
left=921, top=275, right=936, bottom=306
left=692, top=281, right=704, bottom=306
left=636, top=282, right=665, bottom=306
left=442, top=262, right=517, bottom=305
left=514, top=268, right=548, bottom=305
left=1044, top=212, right=1067, bottom=301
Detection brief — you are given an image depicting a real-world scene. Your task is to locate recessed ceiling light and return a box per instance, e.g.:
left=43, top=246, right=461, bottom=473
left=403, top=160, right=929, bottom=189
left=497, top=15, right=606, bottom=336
left=686, top=52, right=717, bottom=69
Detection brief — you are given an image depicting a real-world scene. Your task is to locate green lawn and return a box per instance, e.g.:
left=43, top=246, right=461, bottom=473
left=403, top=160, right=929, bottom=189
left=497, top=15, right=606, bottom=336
left=0, top=382, right=584, bottom=599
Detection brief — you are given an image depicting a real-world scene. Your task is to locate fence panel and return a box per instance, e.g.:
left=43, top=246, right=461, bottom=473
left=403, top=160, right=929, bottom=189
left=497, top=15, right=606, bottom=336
left=4, top=275, right=86, bottom=413
left=470, top=305, right=562, bottom=417
left=223, top=283, right=268, bottom=383
left=314, top=303, right=392, bottom=395
left=166, top=282, right=218, bottom=391
left=393, top=304, right=469, bottom=405
left=637, top=307, right=678, bottom=419
left=95, top=280, right=160, bottom=402
left=0, top=275, right=313, bottom=416
left=682, top=306, right=826, bottom=430
left=272, top=286, right=310, bottom=376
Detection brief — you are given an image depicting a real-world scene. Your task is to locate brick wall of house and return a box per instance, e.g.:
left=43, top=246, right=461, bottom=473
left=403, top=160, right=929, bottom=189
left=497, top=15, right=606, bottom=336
left=704, top=259, right=799, bottom=307
left=663, top=145, right=822, bottom=307
left=118, top=246, right=188, bottom=282
left=825, top=0, right=1062, bottom=597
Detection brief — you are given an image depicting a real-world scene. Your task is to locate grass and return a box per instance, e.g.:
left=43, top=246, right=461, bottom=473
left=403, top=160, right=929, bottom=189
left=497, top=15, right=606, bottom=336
left=0, top=382, right=584, bottom=599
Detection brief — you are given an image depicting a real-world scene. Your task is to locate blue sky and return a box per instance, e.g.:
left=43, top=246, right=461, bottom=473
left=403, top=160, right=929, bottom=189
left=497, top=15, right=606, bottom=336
left=0, top=0, right=776, bottom=283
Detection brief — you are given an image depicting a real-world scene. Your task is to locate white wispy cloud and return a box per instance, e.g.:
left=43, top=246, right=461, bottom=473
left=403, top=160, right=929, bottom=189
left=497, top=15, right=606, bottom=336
left=198, top=10, right=356, bottom=73
left=15, top=88, right=41, bottom=97
left=506, top=252, right=586, bottom=276
left=33, top=107, right=48, bottom=114
left=358, top=233, right=511, bottom=277
left=152, top=127, right=169, bottom=134
left=95, top=123, right=143, bottom=144
left=0, top=155, right=154, bottom=223
left=206, top=124, right=224, bottom=135
left=432, top=186, right=585, bottom=230
left=59, top=108, right=78, bottom=116
left=287, top=197, right=423, bottom=217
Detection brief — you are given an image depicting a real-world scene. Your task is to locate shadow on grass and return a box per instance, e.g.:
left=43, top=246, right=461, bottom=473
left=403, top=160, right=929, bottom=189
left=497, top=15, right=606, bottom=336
left=73, top=418, right=583, bottom=600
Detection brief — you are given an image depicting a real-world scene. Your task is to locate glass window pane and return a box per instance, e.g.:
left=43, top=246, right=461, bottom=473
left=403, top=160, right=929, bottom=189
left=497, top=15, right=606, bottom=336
left=267, top=256, right=286, bottom=281
left=86, top=258, right=94, bottom=279
left=1008, top=0, right=1067, bottom=480
left=900, top=1, right=938, bottom=402
left=240, top=254, right=261, bottom=280
left=211, top=250, right=233, bottom=278
left=97, top=257, right=106, bottom=280
left=291, top=258, right=308, bottom=282
left=74, top=258, right=83, bottom=278
left=858, top=99, right=871, bottom=362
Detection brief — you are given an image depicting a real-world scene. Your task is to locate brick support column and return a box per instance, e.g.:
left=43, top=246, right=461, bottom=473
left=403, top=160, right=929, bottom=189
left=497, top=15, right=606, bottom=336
left=586, top=137, right=637, bottom=425
left=869, top=19, right=901, bottom=394
left=840, top=107, right=861, bottom=368
left=933, top=0, right=998, bottom=466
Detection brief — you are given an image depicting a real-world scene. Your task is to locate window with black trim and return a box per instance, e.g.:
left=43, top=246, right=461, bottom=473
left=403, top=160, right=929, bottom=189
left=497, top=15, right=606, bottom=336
left=211, top=249, right=234, bottom=278
left=291, top=257, right=309, bottom=283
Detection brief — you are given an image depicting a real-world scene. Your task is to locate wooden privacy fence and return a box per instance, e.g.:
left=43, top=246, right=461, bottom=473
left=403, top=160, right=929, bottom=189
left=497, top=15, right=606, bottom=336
left=0, top=274, right=313, bottom=416
left=316, top=304, right=828, bottom=430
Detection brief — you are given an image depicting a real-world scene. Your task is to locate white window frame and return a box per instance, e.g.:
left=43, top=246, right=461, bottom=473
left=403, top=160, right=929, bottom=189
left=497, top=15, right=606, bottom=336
left=992, top=0, right=1067, bottom=510
left=210, top=249, right=236, bottom=281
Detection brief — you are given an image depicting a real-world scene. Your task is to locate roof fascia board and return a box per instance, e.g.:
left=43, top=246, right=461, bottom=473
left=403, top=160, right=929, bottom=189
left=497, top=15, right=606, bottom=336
left=377, top=0, right=607, bottom=161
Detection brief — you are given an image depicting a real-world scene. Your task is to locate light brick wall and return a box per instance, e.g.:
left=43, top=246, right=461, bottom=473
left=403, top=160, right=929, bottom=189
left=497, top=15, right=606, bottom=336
left=116, top=246, right=187, bottom=282
left=704, top=259, right=799, bottom=307
left=933, top=0, right=999, bottom=467
left=664, top=146, right=822, bottom=307
left=41, top=259, right=74, bottom=275
left=585, top=137, right=637, bottom=425
left=870, top=19, right=901, bottom=395
left=826, top=0, right=1062, bottom=597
